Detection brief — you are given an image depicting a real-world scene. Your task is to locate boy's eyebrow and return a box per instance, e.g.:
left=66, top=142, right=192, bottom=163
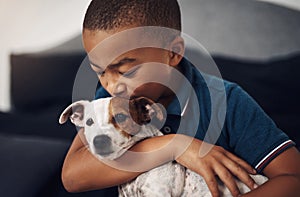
left=89, top=61, right=102, bottom=69
left=89, top=57, right=136, bottom=69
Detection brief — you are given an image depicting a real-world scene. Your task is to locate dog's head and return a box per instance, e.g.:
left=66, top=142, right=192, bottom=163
left=59, top=97, right=166, bottom=160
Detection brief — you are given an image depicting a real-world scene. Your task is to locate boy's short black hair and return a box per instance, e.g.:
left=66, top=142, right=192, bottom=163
left=83, top=0, right=181, bottom=32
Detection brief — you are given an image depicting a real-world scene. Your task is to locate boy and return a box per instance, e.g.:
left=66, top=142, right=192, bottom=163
left=62, top=0, right=300, bottom=196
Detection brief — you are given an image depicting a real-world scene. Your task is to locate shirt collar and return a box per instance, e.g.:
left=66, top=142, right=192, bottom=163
left=166, top=58, right=194, bottom=116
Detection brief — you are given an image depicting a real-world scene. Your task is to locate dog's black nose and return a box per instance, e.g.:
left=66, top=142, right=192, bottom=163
left=93, top=135, right=113, bottom=155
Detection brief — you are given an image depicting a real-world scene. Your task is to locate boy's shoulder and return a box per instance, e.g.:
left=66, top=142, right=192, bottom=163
left=180, top=57, right=241, bottom=96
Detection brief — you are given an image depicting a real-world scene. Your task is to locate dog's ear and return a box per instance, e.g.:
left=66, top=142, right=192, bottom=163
left=59, top=100, right=90, bottom=127
left=130, top=97, right=166, bottom=125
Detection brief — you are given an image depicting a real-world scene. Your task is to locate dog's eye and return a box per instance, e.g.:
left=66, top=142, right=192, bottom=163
left=114, top=113, right=128, bottom=123
left=86, top=118, right=94, bottom=126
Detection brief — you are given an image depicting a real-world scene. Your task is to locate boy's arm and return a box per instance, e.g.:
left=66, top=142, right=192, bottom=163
left=62, top=131, right=256, bottom=195
left=242, top=146, right=300, bottom=197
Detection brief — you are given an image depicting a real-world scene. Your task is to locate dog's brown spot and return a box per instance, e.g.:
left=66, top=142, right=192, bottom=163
left=129, top=97, right=155, bottom=125
left=108, top=97, right=164, bottom=138
left=108, top=98, right=138, bottom=138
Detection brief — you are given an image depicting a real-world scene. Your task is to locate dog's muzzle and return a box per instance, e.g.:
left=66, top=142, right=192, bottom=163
left=93, top=135, right=113, bottom=156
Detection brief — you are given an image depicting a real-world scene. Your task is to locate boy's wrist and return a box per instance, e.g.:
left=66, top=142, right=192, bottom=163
left=166, top=134, right=199, bottom=161
left=162, top=134, right=178, bottom=160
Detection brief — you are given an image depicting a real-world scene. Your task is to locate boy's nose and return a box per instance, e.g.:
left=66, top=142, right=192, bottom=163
left=107, top=82, right=127, bottom=97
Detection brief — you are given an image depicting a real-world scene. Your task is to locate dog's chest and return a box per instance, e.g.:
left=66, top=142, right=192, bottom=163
left=118, top=162, right=186, bottom=197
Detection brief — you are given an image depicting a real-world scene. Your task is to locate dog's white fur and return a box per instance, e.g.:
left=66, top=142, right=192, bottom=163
left=59, top=97, right=268, bottom=197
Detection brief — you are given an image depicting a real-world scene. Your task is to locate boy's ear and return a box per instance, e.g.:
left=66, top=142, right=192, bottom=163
left=168, top=36, right=185, bottom=67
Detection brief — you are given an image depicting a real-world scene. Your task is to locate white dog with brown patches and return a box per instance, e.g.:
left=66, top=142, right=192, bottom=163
left=59, top=97, right=267, bottom=197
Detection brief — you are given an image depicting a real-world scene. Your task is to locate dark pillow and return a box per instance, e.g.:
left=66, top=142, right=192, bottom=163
left=213, top=54, right=300, bottom=147
left=10, top=52, right=86, bottom=112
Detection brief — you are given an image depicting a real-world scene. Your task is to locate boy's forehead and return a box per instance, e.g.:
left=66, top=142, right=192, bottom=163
left=83, top=26, right=179, bottom=67
left=83, top=29, right=145, bottom=67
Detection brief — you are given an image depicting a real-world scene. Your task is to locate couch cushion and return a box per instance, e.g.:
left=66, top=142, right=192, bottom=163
left=10, top=52, right=86, bottom=112
left=0, top=105, right=77, bottom=140
left=0, top=134, right=68, bottom=196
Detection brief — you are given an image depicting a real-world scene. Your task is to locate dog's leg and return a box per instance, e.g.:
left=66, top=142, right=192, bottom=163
left=182, top=169, right=268, bottom=197
left=181, top=169, right=212, bottom=197
left=118, top=182, right=137, bottom=197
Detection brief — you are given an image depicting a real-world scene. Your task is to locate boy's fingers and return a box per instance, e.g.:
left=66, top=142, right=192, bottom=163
left=202, top=172, right=220, bottom=197
left=221, top=157, right=256, bottom=190
left=225, top=151, right=256, bottom=174
left=231, top=164, right=256, bottom=190
left=214, top=163, right=240, bottom=197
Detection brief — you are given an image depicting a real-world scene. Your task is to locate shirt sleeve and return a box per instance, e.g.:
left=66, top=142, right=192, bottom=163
left=225, top=84, right=295, bottom=173
left=94, top=82, right=111, bottom=99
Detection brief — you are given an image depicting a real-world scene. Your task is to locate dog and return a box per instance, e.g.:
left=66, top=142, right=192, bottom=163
left=59, top=97, right=267, bottom=197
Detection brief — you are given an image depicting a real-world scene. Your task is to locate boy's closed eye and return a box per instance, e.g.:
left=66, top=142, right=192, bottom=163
left=90, top=58, right=139, bottom=77
left=120, top=65, right=141, bottom=77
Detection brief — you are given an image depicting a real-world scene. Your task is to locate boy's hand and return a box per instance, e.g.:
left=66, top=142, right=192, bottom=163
left=175, top=135, right=257, bottom=197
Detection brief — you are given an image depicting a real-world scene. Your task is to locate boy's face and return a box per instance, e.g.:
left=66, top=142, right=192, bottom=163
left=82, top=28, right=182, bottom=106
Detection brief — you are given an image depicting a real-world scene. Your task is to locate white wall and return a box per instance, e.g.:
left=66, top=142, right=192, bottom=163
left=0, top=0, right=299, bottom=112
left=0, top=0, right=91, bottom=112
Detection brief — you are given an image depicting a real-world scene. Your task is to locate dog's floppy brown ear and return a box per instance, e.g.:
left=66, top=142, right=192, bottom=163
left=130, top=97, right=166, bottom=126
left=59, top=100, right=89, bottom=127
